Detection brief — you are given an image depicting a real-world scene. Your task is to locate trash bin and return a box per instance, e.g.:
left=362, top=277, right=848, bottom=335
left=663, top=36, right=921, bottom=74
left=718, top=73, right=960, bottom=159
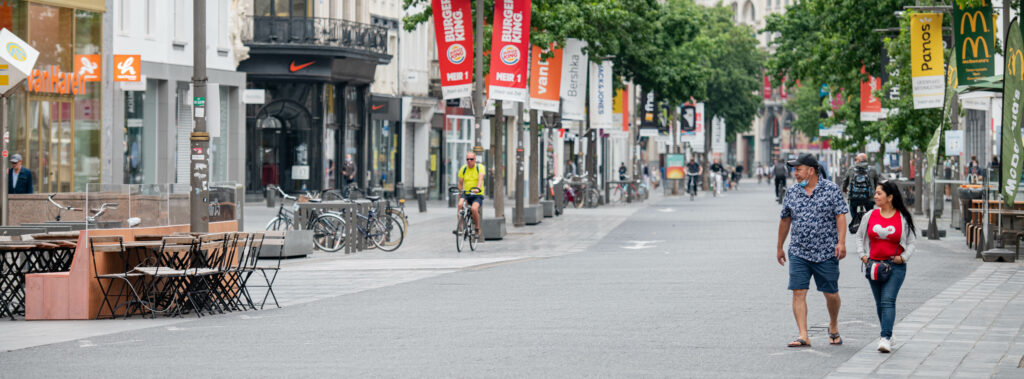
left=395, top=182, right=406, bottom=201
left=416, top=188, right=427, bottom=213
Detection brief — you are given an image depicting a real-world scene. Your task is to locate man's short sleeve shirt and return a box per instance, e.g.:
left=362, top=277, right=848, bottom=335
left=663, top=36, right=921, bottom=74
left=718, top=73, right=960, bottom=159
left=458, top=164, right=485, bottom=195
left=780, top=179, right=849, bottom=262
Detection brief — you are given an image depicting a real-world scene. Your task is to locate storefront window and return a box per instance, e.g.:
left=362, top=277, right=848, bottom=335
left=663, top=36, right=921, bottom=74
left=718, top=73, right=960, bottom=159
left=73, top=9, right=103, bottom=191
left=123, top=90, right=144, bottom=184
left=371, top=120, right=396, bottom=192
left=28, top=3, right=73, bottom=70
left=0, top=1, right=26, bottom=37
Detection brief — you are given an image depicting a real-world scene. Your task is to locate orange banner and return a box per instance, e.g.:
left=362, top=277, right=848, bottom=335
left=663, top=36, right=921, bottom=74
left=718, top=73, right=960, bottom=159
left=74, top=54, right=100, bottom=82
left=113, top=54, right=140, bottom=82
left=528, top=44, right=562, bottom=113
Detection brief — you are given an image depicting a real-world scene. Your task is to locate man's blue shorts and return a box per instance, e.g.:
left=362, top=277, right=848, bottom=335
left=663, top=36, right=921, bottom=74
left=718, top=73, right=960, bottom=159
left=788, top=255, right=839, bottom=293
left=462, top=194, right=484, bottom=207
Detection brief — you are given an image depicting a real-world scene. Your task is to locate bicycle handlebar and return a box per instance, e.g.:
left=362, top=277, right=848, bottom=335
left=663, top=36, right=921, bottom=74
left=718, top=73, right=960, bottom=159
left=48, top=193, right=82, bottom=212
left=270, top=186, right=296, bottom=201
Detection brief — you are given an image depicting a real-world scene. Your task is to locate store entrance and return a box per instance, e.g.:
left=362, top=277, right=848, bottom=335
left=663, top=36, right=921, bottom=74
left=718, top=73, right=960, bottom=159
left=253, top=99, right=314, bottom=193
left=27, top=99, right=74, bottom=193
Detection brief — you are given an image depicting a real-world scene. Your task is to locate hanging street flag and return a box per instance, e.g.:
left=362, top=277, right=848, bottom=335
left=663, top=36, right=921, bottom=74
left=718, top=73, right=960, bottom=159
left=910, top=13, right=944, bottom=109
left=952, top=1, right=995, bottom=86
left=589, top=60, right=613, bottom=128
left=487, top=0, right=531, bottom=102
left=927, top=50, right=957, bottom=184
left=711, top=116, right=726, bottom=154
left=780, top=75, right=789, bottom=100
left=528, top=44, right=562, bottom=113
left=680, top=102, right=705, bottom=150
left=763, top=75, right=771, bottom=99
left=613, top=87, right=628, bottom=132
left=559, top=38, right=588, bottom=120
left=1001, top=18, right=1024, bottom=206
left=860, top=66, right=882, bottom=121
left=431, top=0, right=473, bottom=100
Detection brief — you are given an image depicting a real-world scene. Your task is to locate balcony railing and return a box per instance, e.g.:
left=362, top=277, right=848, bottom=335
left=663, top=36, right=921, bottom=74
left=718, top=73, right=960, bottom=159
left=241, top=16, right=389, bottom=57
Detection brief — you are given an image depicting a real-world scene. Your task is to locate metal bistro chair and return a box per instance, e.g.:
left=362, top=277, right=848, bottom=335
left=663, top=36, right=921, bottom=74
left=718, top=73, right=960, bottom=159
left=236, top=233, right=265, bottom=310
left=214, top=233, right=252, bottom=312
left=89, top=236, right=146, bottom=319
left=133, top=236, right=197, bottom=317
left=195, top=233, right=239, bottom=314
left=248, top=233, right=283, bottom=309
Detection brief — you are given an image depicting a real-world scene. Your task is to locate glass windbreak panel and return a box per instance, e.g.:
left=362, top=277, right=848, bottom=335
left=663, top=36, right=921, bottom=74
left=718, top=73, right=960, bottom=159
left=131, top=184, right=170, bottom=227
left=28, top=3, right=73, bottom=70
left=27, top=100, right=45, bottom=189
left=210, top=182, right=240, bottom=223
left=168, top=183, right=191, bottom=225
left=85, top=183, right=132, bottom=230
left=74, top=81, right=101, bottom=191
left=57, top=101, right=72, bottom=192
left=7, top=93, right=25, bottom=164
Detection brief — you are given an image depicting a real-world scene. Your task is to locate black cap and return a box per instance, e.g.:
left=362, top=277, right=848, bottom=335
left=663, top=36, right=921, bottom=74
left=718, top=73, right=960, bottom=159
left=786, top=153, right=819, bottom=168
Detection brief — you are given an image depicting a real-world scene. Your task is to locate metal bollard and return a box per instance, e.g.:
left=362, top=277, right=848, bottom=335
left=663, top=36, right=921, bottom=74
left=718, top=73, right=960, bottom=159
left=416, top=188, right=427, bottom=213
left=265, top=186, right=277, bottom=208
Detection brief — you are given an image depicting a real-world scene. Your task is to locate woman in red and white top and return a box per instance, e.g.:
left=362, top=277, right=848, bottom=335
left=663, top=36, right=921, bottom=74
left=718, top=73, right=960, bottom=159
left=855, top=181, right=917, bottom=353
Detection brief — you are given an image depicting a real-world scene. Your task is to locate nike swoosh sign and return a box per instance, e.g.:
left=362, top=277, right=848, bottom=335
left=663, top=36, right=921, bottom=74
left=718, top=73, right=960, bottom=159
left=289, top=60, right=316, bottom=72
left=372, top=105, right=385, bottom=110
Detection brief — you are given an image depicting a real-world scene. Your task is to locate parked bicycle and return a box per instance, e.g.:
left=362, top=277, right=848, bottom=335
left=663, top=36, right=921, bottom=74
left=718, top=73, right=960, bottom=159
left=450, top=186, right=479, bottom=252
left=610, top=179, right=647, bottom=204
left=47, top=193, right=141, bottom=227
left=265, top=186, right=346, bottom=252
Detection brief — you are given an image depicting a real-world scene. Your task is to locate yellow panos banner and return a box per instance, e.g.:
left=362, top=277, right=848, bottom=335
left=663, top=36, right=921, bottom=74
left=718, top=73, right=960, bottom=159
left=911, top=13, right=945, bottom=109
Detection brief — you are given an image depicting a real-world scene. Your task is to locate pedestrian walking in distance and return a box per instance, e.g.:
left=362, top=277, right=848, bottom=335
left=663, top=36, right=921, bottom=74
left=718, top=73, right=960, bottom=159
left=842, top=153, right=879, bottom=234
left=777, top=153, right=849, bottom=348
left=855, top=180, right=916, bottom=353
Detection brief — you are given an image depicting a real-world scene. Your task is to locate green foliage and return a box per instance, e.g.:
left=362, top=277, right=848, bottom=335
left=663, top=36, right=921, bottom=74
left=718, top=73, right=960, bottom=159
left=876, top=12, right=944, bottom=152
left=785, top=83, right=825, bottom=139
left=696, top=5, right=765, bottom=140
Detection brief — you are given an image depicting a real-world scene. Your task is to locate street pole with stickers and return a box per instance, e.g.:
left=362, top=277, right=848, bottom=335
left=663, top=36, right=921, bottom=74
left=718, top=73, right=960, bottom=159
left=190, top=0, right=210, bottom=232
left=0, top=29, right=38, bottom=225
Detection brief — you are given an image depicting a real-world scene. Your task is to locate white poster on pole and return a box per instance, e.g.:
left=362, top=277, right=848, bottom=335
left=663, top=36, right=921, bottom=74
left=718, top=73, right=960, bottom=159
left=559, top=38, right=587, bottom=121
left=945, top=130, right=964, bottom=156
left=588, top=60, right=613, bottom=128
left=711, top=116, right=726, bottom=153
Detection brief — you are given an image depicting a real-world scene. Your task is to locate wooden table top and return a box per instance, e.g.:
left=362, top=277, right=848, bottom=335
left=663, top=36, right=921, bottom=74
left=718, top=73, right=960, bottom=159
left=122, top=241, right=164, bottom=249
left=28, top=231, right=81, bottom=240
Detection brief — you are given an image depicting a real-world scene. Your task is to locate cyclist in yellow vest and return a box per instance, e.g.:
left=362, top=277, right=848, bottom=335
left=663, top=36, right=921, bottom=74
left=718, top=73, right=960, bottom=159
left=457, top=151, right=485, bottom=236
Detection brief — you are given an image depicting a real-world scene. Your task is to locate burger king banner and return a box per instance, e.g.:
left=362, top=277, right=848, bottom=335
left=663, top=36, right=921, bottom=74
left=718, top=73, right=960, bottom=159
left=488, top=0, right=531, bottom=102
left=529, top=44, right=562, bottom=113
left=431, top=0, right=473, bottom=100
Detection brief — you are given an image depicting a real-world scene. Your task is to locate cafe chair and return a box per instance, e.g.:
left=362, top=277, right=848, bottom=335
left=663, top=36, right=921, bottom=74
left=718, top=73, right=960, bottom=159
left=248, top=233, right=282, bottom=309
left=89, top=236, right=145, bottom=319
left=133, top=236, right=197, bottom=318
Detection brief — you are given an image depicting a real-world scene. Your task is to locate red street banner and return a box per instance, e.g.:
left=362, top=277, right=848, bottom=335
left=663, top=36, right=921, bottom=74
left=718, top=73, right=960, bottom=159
left=763, top=75, right=772, bottom=99
left=431, top=0, right=473, bottom=100
left=860, top=66, right=882, bottom=121
left=780, top=75, right=789, bottom=99
left=488, top=0, right=531, bottom=102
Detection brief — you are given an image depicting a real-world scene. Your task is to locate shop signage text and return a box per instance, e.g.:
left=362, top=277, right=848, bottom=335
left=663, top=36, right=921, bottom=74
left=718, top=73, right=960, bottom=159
left=27, top=65, right=87, bottom=95
left=113, top=54, right=141, bottom=82
left=528, top=44, right=562, bottom=113
left=952, top=2, right=995, bottom=85
left=910, top=13, right=944, bottom=109
left=487, top=0, right=531, bottom=102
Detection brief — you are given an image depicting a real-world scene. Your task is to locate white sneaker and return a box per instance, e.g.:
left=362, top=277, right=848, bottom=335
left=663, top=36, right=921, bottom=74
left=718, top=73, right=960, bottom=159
left=877, top=337, right=892, bottom=353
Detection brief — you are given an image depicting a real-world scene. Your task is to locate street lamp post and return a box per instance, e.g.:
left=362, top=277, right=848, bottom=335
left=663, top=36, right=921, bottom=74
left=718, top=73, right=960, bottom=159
left=190, top=0, right=210, bottom=232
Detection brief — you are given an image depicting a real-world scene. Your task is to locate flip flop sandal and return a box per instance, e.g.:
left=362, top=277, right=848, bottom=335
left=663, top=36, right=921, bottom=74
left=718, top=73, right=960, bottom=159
left=829, top=333, right=843, bottom=345
left=787, top=338, right=811, bottom=348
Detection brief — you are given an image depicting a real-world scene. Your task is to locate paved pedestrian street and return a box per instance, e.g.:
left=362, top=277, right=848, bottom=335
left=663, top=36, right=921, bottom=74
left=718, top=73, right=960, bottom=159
left=2, top=182, right=1022, bottom=378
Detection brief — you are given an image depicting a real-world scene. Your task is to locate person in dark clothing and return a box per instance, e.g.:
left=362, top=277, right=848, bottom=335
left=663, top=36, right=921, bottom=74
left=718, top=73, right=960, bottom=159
left=618, top=162, right=627, bottom=181
left=841, top=153, right=880, bottom=234
left=773, top=159, right=789, bottom=200
left=8, top=154, right=33, bottom=194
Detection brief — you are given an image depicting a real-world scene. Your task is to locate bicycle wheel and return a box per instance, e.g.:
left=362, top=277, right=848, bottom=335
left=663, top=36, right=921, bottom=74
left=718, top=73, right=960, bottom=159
left=386, top=208, right=409, bottom=233
left=455, top=214, right=464, bottom=253
left=611, top=186, right=624, bottom=204
left=265, top=216, right=292, bottom=231
left=587, top=188, right=601, bottom=207
left=311, top=213, right=346, bottom=252
left=572, top=189, right=585, bottom=208
left=374, top=213, right=405, bottom=252
left=323, top=190, right=345, bottom=201
left=468, top=220, right=477, bottom=251
left=366, top=218, right=388, bottom=249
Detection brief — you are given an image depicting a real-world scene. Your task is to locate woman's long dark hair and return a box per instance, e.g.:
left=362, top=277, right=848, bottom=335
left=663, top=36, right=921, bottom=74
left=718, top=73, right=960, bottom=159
left=879, top=181, right=916, bottom=234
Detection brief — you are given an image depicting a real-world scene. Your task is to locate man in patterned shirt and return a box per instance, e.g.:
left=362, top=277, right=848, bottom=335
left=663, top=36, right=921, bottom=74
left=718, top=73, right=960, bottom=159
left=777, top=153, right=849, bottom=348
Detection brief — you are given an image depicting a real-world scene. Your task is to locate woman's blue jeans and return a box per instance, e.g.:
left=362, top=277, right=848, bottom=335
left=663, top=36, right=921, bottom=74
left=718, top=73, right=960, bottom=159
left=869, top=262, right=906, bottom=338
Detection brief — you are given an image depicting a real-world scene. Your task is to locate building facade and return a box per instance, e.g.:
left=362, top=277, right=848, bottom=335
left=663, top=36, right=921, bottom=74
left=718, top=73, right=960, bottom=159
left=0, top=0, right=106, bottom=192
left=239, top=0, right=390, bottom=196
left=111, top=0, right=246, bottom=186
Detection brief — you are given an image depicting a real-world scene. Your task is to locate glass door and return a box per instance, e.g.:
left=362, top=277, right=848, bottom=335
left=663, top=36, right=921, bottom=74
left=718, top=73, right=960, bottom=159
left=444, top=116, right=474, bottom=191
left=28, top=99, right=74, bottom=193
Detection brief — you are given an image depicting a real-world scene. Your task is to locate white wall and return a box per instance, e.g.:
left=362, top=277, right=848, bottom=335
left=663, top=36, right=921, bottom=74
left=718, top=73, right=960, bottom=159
left=399, top=6, right=431, bottom=97
left=112, top=0, right=238, bottom=71
left=370, top=0, right=401, bottom=96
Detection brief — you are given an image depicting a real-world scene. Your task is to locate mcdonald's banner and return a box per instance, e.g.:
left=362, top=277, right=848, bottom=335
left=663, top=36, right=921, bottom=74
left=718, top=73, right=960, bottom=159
left=588, top=60, right=613, bottom=128
left=1001, top=18, right=1024, bottom=206
left=860, top=66, right=882, bottom=121
left=953, top=2, right=995, bottom=85
left=911, top=13, right=944, bottom=109
left=487, top=0, right=531, bottom=102
left=559, top=38, right=588, bottom=121
left=528, top=44, right=563, bottom=113
left=431, top=0, right=473, bottom=100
